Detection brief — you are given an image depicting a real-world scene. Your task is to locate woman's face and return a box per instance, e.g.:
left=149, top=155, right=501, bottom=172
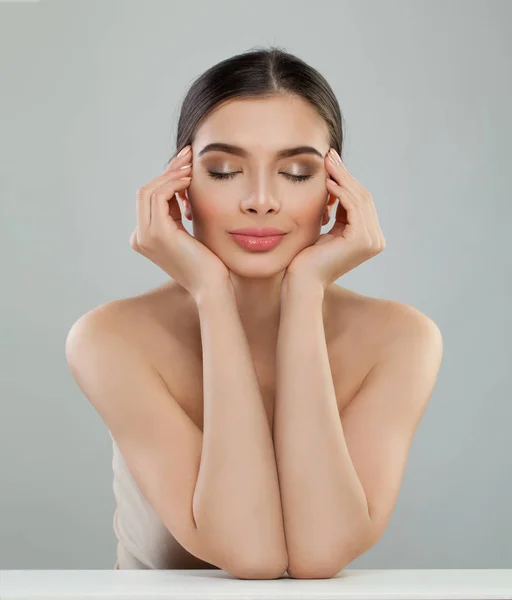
left=177, top=94, right=337, bottom=278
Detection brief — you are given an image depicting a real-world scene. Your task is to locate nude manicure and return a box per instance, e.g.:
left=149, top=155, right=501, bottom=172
left=177, top=146, right=191, bottom=158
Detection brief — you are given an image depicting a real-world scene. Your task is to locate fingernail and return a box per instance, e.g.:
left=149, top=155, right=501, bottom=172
left=177, top=146, right=191, bottom=158
left=330, top=148, right=342, bottom=165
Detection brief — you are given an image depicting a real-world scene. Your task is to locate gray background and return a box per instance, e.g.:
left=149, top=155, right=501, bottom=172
left=1, top=0, right=510, bottom=569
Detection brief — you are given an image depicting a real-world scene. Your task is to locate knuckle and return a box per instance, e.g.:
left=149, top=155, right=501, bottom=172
left=371, top=238, right=384, bottom=255
left=152, top=191, right=165, bottom=203
left=152, top=186, right=173, bottom=201
left=129, top=230, right=139, bottom=249
left=361, top=235, right=373, bottom=252
left=136, top=233, right=154, bottom=252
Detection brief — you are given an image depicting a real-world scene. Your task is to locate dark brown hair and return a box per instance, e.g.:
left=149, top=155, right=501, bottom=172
left=165, top=45, right=344, bottom=168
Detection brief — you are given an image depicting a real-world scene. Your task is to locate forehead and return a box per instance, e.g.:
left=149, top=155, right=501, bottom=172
left=194, top=94, right=329, bottom=154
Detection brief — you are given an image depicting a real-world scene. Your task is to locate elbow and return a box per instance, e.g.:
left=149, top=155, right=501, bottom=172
left=226, top=552, right=288, bottom=580
left=229, top=562, right=288, bottom=580
left=204, top=530, right=288, bottom=580
left=287, top=524, right=374, bottom=579
left=286, top=544, right=363, bottom=580
left=226, top=535, right=288, bottom=580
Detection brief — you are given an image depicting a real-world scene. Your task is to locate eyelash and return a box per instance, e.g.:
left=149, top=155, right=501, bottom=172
left=207, top=171, right=312, bottom=184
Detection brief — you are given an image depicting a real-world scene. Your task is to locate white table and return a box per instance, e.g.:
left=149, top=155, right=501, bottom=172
left=1, top=569, right=511, bottom=599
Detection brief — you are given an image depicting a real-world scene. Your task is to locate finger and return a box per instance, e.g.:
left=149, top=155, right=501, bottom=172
left=136, top=146, right=192, bottom=235
left=139, top=164, right=192, bottom=232
left=150, top=176, right=191, bottom=234
left=325, top=154, right=377, bottom=243
left=159, top=147, right=192, bottom=183
left=129, top=227, right=140, bottom=251
left=164, top=146, right=192, bottom=171
left=366, top=196, right=385, bottom=250
left=325, top=152, right=365, bottom=199
left=144, top=145, right=192, bottom=197
left=136, top=186, right=151, bottom=238
left=326, top=154, right=375, bottom=241
left=149, top=167, right=192, bottom=223
left=353, top=190, right=377, bottom=245
left=137, top=170, right=188, bottom=238
left=326, top=179, right=366, bottom=236
left=348, top=186, right=382, bottom=251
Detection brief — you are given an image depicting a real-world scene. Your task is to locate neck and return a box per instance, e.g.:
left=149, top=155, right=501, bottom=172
left=228, top=270, right=287, bottom=355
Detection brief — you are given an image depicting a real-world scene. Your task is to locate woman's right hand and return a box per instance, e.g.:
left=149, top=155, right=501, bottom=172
left=130, top=145, right=232, bottom=302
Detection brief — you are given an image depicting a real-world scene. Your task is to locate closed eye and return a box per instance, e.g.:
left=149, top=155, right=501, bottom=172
left=207, top=171, right=312, bottom=184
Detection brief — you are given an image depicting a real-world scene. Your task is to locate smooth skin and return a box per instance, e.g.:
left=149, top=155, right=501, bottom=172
left=66, top=94, right=442, bottom=579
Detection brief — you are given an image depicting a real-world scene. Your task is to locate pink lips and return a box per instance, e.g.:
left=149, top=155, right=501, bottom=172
left=229, top=232, right=286, bottom=251
left=230, top=227, right=286, bottom=236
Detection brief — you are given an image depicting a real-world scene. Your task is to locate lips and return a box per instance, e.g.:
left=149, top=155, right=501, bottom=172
left=230, top=227, right=286, bottom=237
left=229, top=232, right=286, bottom=251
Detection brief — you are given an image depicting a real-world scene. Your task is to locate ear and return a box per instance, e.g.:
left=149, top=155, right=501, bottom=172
left=321, top=191, right=338, bottom=226
left=175, top=189, right=193, bottom=221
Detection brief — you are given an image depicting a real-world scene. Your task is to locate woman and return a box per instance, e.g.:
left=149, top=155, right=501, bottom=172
left=66, top=46, right=443, bottom=579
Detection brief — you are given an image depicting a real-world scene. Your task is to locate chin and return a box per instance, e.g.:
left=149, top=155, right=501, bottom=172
left=223, top=255, right=291, bottom=279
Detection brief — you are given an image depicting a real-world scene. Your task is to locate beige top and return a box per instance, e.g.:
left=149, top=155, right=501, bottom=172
left=110, top=430, right=182, bottom=570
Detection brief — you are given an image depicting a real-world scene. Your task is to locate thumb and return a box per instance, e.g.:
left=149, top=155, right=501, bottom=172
left=168, top=193, right=188, bottom=234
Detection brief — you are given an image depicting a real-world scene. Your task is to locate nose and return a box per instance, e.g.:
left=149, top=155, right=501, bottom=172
left=240, top=175, right=280, bottom=215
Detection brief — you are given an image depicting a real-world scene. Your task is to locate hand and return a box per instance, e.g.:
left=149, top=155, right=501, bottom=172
left=130, top=145, right=232, bottom=302
left=285, top=148, right=385, bottom=289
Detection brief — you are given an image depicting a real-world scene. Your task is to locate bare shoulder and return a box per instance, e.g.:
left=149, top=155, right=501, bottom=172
left=66, top=281, right=184, bottom=354
left=330, top=285, right=443, bottom=364
left=367, top=294, right=442, bottom=351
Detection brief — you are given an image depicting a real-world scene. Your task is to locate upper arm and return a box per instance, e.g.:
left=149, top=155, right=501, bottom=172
left=339, top=310, right=443, bottom=551
left=65, top=308, right=220, bottom=568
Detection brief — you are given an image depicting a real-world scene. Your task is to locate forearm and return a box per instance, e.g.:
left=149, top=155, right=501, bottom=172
left=192, top=284, right=288, bottom=571
left=273, top=278, right=370, bottom=574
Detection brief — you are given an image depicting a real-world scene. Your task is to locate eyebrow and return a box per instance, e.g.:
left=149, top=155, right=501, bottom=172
left=197, top=142, right=324, bottom=160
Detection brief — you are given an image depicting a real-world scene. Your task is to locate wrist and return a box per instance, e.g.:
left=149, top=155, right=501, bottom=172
left=194, top=279, right=235, bottom=308
left=281, top=272, right=325, bottom=302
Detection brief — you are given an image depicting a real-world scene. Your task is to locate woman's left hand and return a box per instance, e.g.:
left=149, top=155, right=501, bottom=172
left=285, top=148, right=386, bottom=289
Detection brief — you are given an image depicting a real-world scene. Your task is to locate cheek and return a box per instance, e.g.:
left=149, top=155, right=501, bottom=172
left=292, top=193, right=327, bottom=226
left=187, top=186, right=223, bottom=222
left=196, top=201, right=219, bottom=220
